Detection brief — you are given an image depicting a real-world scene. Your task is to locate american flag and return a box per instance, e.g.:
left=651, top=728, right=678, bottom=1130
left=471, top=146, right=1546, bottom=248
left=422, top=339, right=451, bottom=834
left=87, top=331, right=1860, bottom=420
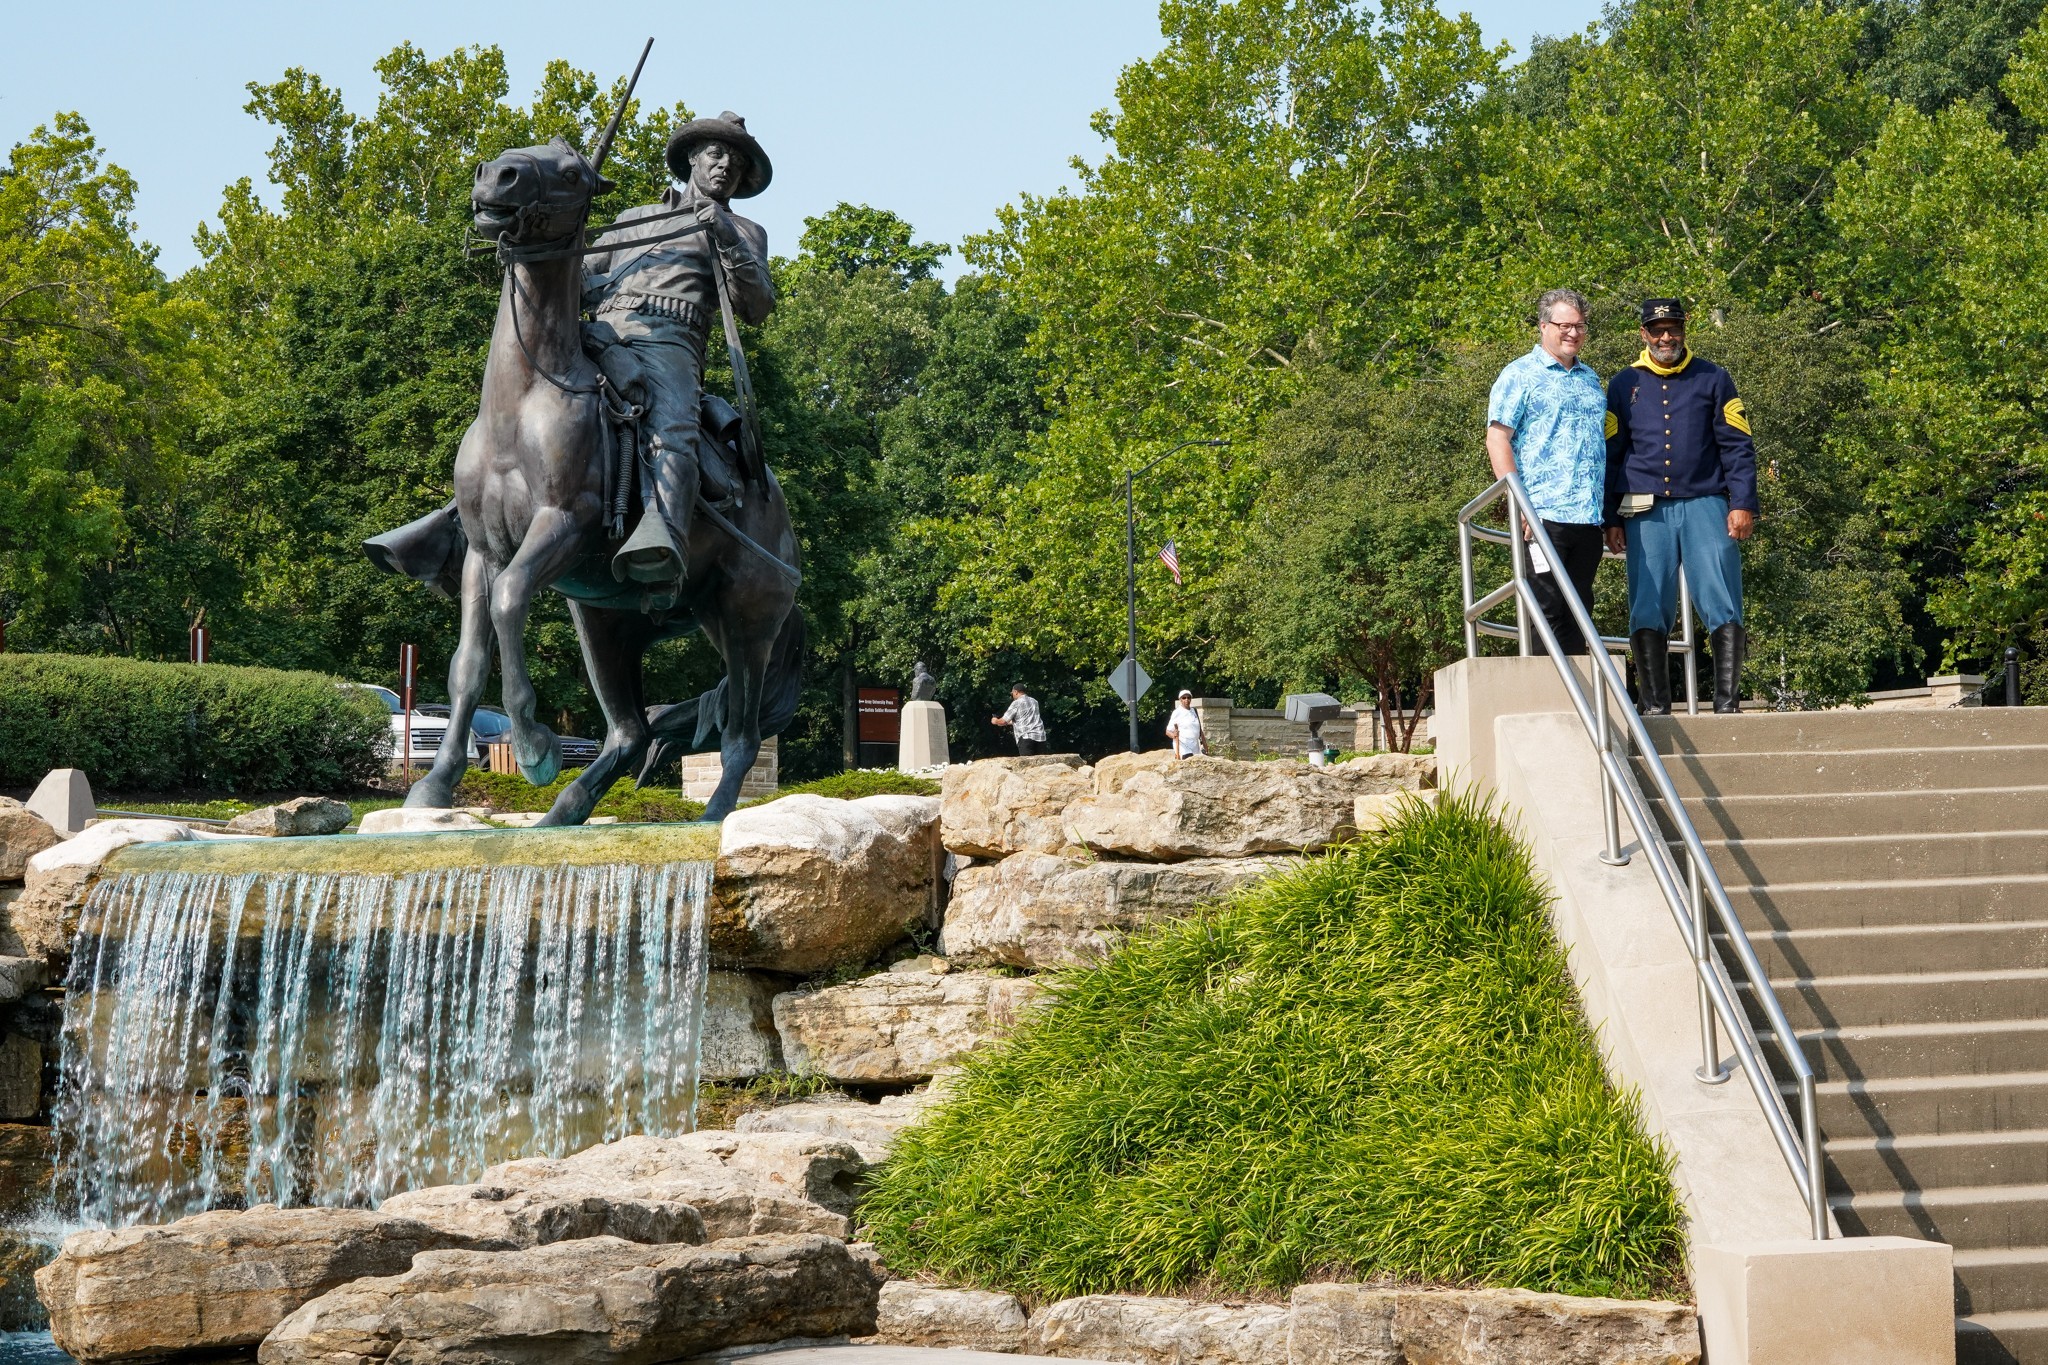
left=1158, top=539, right=1182, bottom=586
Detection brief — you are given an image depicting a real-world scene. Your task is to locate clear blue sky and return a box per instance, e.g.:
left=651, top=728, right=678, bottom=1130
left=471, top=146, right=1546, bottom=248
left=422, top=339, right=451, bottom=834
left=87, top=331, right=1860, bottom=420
left=3, top=2, right=1606, bottom=278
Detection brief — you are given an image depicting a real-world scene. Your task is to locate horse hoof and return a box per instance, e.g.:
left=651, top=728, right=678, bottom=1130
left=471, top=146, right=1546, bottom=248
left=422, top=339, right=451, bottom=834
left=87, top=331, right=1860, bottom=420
left=520, top=752, right=561, bottom=786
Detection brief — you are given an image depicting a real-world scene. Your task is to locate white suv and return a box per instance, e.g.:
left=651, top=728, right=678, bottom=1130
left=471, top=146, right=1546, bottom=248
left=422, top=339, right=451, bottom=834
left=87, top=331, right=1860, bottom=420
left=349, top=685, right=481, bottom=767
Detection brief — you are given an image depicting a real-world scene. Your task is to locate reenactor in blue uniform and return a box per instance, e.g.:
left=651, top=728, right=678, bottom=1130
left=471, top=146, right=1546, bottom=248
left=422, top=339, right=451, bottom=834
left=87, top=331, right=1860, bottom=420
left=1602, top=299, right=1758, bottom=714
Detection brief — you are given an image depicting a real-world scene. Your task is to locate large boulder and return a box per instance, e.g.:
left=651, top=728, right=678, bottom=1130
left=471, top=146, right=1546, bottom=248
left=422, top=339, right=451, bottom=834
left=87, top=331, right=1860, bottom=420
left=735, top=1089, right=941, bottom=1163
left=1061, top=753, right=1424, bottom=862
left=0, top=810, right=60, bottom=882
left=773, top=967, right=1045, bottom=1084
left=225, top=797, right=352, bottom=838
left=1028, top=1294, right=1291, bottom=1365
left=357, top=808, right=490, bottom=834
left=941, top=755, right=1095, bottom=858
left=10, top=819, right=191, bottom=963
left=874, top=1281, right=1030, bottom=1353
left=942, top=853, right=1299, bottom=968
left=379, top=1130, right=867, bottom=1244
left=712, top=795, right=941, bottom=973
left=36, top=1206, right=484, bottom=1363
left=257, top=1233, right=880, bottom=1365
left=1286, top=1282, right=1699, bottom=1365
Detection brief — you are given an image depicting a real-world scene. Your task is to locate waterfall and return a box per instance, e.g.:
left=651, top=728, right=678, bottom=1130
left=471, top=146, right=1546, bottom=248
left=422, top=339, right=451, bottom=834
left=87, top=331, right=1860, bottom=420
left=53, top=860, right=712, bottom=1228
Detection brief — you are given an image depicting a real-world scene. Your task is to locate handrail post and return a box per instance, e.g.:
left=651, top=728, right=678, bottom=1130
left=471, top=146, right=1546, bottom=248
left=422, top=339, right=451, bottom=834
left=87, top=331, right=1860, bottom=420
left=1804, top=1074, right=1830, bottom=1239
left=1509, top=520, right=1532, bottom=657
left=1679, top=569, right=1699, bottom=716
left=1595, top=663, right=1628, bottom=866
left=1460, top=521, right=1478, bottom=657
left=1691, top=850, right=1730, bottom=1084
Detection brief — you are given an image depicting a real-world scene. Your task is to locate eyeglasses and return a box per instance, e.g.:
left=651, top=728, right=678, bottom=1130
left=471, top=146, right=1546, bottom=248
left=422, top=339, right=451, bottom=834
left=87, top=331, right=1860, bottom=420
left=1542, top=320, right=1588, bottom=335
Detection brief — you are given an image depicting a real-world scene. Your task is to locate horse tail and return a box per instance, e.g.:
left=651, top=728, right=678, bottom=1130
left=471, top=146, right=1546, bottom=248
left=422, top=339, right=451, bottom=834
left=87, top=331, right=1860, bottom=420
left=636, top=605, right=808, bottom=790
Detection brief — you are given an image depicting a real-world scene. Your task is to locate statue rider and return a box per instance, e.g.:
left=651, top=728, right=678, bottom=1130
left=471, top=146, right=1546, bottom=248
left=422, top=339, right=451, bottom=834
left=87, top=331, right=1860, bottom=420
left=582, top=111, right=775, bottom=589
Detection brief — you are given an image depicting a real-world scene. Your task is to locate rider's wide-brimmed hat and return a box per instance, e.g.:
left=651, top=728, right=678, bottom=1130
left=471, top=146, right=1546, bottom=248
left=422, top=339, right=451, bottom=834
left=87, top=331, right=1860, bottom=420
left=666, top=111, right=772, bottom=197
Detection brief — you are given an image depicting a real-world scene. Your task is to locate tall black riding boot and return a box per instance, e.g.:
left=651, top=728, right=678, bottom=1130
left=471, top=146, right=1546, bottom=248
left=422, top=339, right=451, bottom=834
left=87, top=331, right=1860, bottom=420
left=613, top=440, right=698, bottom=585
left=1712, top=622, right=1746, bottom=714
left=1630, top=629, right=1672, bottom=715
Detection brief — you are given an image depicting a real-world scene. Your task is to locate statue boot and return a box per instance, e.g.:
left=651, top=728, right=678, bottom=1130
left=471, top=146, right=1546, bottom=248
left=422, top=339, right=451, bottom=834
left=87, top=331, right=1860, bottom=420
left=1631, top=629, right=1671, bottom=716
left=613, top=439, right=698, bottom=586
left=1712, top=622, right=1746, bottom=714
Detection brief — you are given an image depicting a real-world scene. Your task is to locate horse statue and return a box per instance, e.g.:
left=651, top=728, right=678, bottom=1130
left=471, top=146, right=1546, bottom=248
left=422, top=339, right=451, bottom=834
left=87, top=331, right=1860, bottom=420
left=364, top=134, right=803, bottom=824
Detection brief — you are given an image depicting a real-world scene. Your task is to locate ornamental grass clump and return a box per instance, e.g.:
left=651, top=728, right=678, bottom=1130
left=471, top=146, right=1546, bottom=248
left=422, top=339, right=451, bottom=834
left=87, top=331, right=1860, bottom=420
left=861, top=792, right=1684, bottom=1300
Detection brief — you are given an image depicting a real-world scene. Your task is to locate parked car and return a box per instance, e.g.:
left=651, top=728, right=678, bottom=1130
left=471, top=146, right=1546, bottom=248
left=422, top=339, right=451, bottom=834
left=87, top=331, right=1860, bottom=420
left=415, top=703, right=598, bottom=769
left=348, top=685, right=483, bottom=766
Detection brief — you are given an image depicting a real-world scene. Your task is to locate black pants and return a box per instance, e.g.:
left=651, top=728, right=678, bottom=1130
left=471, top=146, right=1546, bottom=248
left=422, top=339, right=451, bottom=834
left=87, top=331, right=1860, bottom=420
left=1016, top=738, right=1047, bottom=755
left=1529, top=521, right=1605, bottom=656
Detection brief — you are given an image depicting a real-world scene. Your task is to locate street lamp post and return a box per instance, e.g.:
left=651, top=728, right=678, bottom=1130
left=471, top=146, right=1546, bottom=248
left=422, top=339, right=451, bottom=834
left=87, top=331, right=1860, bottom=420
left=1123, top=438, right=1229, bottom=752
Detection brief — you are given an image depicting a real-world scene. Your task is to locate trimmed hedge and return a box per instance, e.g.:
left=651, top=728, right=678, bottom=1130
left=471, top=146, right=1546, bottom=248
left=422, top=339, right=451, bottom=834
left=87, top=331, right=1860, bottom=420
left=0, top=654, right=389, bottom=793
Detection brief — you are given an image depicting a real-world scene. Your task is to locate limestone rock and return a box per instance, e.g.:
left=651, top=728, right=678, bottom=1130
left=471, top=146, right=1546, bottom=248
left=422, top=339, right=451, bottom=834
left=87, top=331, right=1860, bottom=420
left=380, top=1130, right=867, bottom=1244
left=25, top=769, right=93, bottom=837
left=0, top=1226, right=55, bottom=1331
left=0, top=1034, right=39, bottom=1120
left=1285, top=1282, right=1699, bottom=1365
left=258, top=1233, right=880, bottom=1365
left=943, top=853, right=1299, bottom=968
left=12, top=819, right=191, bottom=964
left=1028, top=1294, right=1291, bottom=1365
left=941, top=755, right=1095, bottom=858
left=0, top=810, right=60, bottom=882
left=703, top=971, right=785, bottom=1080
left=711, top=795, right=940, bottom=974
left=1353, top=789, right=1439, bottom=834
left=0, top=955, right=46, bottom=1005
left=357, top=807, right=490, bottom=835
left=735, top=1089, right=940, bottom=1163
left=773, top=970, right=1045, bottom=1084
left=36, top=1206, right=482, bottom=1363
left=1332, top=751, right=1437, bottom=789
left=226, top=797, right=352, bottom=838
left=875, top=1281, right=1029, bottom=1353
left=1063, top=752, right=1425, bottom=862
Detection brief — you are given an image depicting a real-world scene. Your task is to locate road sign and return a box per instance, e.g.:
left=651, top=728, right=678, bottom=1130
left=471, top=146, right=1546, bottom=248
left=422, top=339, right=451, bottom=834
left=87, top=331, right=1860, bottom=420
left=1107, top=654, right=1152, bottom=706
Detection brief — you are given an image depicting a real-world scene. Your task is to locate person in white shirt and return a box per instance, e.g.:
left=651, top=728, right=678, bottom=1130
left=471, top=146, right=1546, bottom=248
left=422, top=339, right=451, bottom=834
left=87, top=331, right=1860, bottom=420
left=991, top=684, right=1049, bottom=755
left=1165, top=690, right=1206, bottom=759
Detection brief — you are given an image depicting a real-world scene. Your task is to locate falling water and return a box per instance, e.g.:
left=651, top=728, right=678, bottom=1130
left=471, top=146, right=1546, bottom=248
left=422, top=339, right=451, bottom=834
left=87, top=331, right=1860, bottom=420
left=52, top=860, right=712, bottom=1227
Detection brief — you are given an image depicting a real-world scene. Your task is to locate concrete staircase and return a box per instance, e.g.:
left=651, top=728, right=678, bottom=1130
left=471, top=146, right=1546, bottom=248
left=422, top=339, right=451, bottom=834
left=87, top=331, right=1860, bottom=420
left=1644, top=708, right=2048, bottom=1364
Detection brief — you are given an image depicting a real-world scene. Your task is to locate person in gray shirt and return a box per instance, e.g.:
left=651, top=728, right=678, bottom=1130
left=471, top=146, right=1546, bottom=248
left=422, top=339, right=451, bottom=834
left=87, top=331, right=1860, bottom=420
left=991, top=684, right=1048, bottom=755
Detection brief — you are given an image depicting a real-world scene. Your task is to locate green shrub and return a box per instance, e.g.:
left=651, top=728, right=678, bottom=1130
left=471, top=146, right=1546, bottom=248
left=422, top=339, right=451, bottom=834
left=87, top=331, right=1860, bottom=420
left=0, top=654, right=388, bottom=793
left=453, top=767, right=704, bottom=823
left=748, top=769, right=939, bottom=804
left=861, top=793, right=1684, bottom=1300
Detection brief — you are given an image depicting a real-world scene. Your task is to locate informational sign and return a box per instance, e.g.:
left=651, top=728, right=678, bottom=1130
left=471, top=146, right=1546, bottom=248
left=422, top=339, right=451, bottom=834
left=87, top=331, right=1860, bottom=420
left=858, top=687, right=901, bottom=744
left=1107, top=655, right=1152, bottom=706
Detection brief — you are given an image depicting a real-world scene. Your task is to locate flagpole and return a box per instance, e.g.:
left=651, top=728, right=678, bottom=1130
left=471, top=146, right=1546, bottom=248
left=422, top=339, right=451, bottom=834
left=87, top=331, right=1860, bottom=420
left=1120, top=438, right=1229, bottom=753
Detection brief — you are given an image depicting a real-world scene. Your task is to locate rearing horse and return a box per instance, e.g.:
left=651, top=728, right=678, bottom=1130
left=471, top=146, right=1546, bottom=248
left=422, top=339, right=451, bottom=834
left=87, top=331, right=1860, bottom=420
left=366, top=138, right=803, bottom=824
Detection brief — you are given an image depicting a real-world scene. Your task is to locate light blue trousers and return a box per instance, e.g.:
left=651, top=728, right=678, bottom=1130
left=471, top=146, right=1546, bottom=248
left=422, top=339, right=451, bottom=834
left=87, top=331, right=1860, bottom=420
left=1624, top=494, right=1744, bottom=634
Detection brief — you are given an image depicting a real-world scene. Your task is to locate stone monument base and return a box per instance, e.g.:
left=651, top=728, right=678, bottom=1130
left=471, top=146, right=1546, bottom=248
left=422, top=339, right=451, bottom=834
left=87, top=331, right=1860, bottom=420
left=899, top=700, right=949, bottom=770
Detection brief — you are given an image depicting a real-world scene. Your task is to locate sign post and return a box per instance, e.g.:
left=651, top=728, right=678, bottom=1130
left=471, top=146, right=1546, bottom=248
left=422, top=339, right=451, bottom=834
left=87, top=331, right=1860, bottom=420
left=188, top=624, right=210, bottom=664
left=399, top=643, right=419, bottom=786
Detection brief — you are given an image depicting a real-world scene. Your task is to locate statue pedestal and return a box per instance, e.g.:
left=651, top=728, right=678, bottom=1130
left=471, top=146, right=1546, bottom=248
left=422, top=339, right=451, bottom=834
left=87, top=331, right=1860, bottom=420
left=898, top=700, right=949, bottom=770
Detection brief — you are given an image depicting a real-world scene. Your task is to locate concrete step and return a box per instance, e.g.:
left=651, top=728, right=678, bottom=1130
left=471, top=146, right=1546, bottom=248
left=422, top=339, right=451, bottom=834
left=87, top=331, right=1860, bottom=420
left=1828, top=1129, right=2048, bottom=1196
left=1730, top=923, right=2048, bottom=977
left=1647, top=708, right=2048, bottom=755
left=1832, top=1181, right=2048, bottom=1249
left=1808, top=1073, right=2048, bottom=1139
left=1767, top=1020, right=2048, bottom=1082
left=1748, top=969, right=2048, bottom=1029
left=1958, top=1307, right=2048, bottom=1364
left=1698, top=829, right=2048, bottom=886
left=1956, top=1247, right=2048, bottom=1318
left=1653, top=745, right=2048, bottom=799
left=1665, top=787, right=2048, bottom=841
left=1727, top=877, right=2048, bottom=932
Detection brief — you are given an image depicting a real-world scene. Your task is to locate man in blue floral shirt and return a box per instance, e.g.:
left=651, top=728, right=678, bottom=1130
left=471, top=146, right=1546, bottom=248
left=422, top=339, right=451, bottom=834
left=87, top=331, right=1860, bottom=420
left=1485, top=288, right=1610, bottom=655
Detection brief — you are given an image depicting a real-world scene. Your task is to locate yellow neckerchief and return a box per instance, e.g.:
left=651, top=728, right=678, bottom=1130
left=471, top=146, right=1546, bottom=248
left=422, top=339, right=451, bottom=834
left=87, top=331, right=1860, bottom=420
left=1633, top=346, right=1692, bottom=377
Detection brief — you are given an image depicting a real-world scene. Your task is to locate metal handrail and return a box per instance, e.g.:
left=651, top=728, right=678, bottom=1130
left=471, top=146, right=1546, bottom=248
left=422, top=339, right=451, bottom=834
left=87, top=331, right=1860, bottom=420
left=1457, top=474, right=1829, bottom=1241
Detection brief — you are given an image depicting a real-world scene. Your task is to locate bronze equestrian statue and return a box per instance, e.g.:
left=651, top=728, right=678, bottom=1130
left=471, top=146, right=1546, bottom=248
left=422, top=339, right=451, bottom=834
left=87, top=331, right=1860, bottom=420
left=364, top=99, right=803, bottom=824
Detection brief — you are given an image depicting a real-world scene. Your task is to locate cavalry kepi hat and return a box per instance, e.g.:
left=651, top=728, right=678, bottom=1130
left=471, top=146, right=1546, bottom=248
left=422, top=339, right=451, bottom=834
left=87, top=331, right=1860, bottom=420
left=666, top=111, right=772, bottom=197
left=1640, top=297, right=1688, bottom=326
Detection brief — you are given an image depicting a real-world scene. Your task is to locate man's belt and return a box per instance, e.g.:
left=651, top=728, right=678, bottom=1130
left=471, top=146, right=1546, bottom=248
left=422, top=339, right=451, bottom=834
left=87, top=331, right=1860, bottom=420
left=599, top=292, right=709, bottom=330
